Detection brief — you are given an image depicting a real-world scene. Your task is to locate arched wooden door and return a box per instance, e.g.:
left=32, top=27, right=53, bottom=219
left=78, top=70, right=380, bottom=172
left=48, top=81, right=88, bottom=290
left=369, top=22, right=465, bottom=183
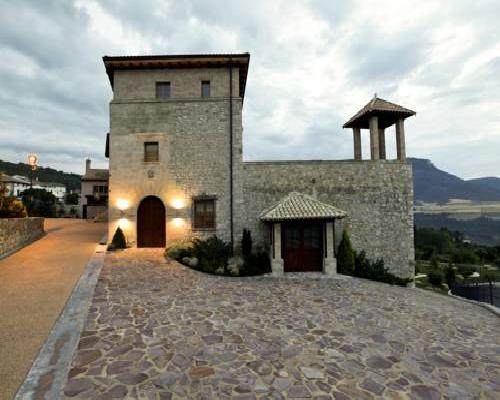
left=137, top=196, right=166, bottom=247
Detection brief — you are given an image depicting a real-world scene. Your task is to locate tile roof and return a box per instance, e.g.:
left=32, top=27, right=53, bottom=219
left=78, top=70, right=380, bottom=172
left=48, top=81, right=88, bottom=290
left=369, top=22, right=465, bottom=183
left=82, top=169, right=109, bottom=182
left=260, top=192, right=347, bottom=221
left=343, top=96, right=416, bottom=129
left=0, top=174, right=29, bottom=184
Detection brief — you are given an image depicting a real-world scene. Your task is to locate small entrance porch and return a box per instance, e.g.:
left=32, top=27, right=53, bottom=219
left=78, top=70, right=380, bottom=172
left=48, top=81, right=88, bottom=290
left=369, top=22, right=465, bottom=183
left=260, top=192, right=346, bottom=276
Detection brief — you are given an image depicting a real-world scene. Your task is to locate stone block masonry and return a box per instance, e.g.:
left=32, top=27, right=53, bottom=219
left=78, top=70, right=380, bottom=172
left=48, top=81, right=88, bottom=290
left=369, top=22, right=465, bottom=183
left=0, top=217, right=45, bottom=258
left=240, top=160, right=414, bottom=278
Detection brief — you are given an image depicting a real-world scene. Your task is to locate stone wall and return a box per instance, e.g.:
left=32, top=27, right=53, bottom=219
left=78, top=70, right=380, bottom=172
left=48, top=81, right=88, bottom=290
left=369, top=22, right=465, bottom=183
left=240, top=160, right=415, bottom=278
left=113, top=68, right=240, bottom=100
left=0, top=217, right=45, bottom=258
left=108, top=66, right=243, bottom=246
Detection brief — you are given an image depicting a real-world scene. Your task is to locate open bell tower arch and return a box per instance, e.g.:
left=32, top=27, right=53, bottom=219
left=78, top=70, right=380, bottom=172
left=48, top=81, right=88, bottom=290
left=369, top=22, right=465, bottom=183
left=343, top=95, right=416, bottom=161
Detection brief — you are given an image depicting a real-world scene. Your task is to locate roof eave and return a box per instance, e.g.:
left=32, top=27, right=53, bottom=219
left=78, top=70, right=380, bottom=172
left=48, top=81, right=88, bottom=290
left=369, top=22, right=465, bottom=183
left=102, top=53, right=251, bottom=97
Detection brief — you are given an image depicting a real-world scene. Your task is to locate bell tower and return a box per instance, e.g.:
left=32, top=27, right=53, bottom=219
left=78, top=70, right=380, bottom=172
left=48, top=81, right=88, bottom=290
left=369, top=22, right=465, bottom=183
left=343, top=95, right=416, bottom=161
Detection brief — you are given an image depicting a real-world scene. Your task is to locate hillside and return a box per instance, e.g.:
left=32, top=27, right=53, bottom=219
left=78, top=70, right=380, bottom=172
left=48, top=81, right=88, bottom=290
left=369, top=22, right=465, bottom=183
left=410, top=158, right=500, bottom=203
left=0, top=159, right=81, bottom=191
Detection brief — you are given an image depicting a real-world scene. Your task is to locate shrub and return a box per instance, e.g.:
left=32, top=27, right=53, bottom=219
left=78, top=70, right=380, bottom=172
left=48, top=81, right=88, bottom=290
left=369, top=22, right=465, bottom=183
left=354, top=251, right=412, bottom=287
left=108, top=227, right=127, bottom=250
left=337, top=229, right=355, bottom=275
left=21, top=188, right=56, bottom=217
left=166, top=241, right=195, bottom=261
left=444, top=264, right=456, bottom=286
left=242, top=229, right=252, bottom=256
left=240, top=251, right=272, bottom=276
left=428, top=270, right=443, bottom=286
left=458, top=264, right=476, bottom=277
left=0, top=196, right=28, bottom=218
left=193, top=236, right=231, bottom=273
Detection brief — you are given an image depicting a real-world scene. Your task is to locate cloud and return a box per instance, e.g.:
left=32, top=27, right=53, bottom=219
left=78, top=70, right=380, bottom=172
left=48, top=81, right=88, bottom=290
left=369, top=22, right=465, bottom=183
left=0, top=0, right=498, bottom=178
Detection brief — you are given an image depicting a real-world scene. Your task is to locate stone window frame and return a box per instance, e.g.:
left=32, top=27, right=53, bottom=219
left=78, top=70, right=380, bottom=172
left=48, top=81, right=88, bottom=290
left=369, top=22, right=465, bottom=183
left=144, top=141, right=159, bottom=163
left=155, top=81, right=171, bottom=99
left=192, top=194, right=217, bottom=230
left=201, top=80, right=210, bottom=98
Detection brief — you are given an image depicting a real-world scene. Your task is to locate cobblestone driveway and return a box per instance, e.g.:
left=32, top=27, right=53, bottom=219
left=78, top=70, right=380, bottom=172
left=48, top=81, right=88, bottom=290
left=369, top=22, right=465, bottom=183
left=63, top=249, right=499, bottom=399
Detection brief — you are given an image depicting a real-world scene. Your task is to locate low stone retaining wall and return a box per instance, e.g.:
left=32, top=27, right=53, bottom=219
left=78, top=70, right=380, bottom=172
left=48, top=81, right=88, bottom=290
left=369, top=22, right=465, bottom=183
left=0, top=217, right=45, bottom=259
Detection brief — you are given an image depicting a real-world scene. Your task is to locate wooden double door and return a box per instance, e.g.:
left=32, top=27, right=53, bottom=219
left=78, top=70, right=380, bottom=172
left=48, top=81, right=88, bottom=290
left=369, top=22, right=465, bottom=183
left=282, top=221, right=323, bottom=272
left=137, top=196, right=166, bottom=248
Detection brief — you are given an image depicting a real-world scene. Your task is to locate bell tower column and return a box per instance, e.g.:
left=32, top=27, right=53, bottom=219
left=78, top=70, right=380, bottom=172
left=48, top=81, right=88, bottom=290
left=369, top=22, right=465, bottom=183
left=353, top=127, right=362, bottom=160
left=396, top=119, right=406, bottom=161
left=369, top=116, right=380, bottom=160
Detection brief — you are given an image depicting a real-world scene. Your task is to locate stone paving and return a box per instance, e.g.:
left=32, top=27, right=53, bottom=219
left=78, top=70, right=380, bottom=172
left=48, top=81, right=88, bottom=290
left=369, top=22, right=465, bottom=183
left=63, top=249, right=500, bottom=399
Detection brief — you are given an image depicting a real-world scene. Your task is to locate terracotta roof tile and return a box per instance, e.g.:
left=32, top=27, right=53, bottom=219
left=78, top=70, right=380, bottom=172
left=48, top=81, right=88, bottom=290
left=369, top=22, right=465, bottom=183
left=343, top=96, right=416, bottom=128
left=82, top=169, right=109, bottom=182
left=260, top=192, right=347, bottom=221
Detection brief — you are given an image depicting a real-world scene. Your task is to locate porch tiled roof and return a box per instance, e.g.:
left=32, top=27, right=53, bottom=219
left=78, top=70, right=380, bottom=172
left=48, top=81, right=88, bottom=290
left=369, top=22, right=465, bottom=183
left=259, top=192, right=347, bottom=221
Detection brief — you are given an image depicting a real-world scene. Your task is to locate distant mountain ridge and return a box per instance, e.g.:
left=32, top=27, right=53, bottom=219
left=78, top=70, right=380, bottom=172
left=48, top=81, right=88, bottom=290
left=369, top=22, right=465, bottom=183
left=0, top=159, right=81, bottom=191
left=410, top=158, right=500, bottom=203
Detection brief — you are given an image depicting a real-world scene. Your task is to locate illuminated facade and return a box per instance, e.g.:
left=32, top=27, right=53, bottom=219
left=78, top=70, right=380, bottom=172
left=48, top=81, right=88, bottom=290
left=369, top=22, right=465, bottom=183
left=104, top=54, right=415, bottom=278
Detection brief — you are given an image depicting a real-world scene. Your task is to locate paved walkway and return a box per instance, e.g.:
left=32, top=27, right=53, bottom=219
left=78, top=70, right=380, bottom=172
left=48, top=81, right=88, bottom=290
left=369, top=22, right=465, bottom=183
left=0, top=219, right=106, bottom=400
left=63, top=249, right=499, bottom=399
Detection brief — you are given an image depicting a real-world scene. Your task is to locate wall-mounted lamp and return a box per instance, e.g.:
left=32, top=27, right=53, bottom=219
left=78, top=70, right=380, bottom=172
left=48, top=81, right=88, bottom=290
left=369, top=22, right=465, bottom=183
left=172, top=199, right=183, bottom=209
left=117, top=199, right=129, bottom=218
left=171, top=198, right=184, bottom=218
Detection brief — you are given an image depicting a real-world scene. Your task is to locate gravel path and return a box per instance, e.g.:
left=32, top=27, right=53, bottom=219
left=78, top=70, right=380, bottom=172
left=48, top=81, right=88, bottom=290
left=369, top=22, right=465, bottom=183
left=63, top=249, right=499, bottom=399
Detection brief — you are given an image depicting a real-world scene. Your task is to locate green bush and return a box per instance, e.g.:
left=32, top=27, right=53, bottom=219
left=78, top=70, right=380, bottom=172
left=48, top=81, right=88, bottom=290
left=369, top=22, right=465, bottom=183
left=428, top=270, right=443, bottom=286
left=240, top=251, right=271, bottom=276
left=108, top=227, right=127, bottom=250
left=337, top=229, right=355, bottom=275
left=21, top=188, right=56, bottom=217
left=450, top=248, right=480, bottom=265
left=444, top=264, right=456, bottom=286
left=354, top=251, right=412, bottom=287
left=166, top=241, right=195, bottom=261
left=457, top=264, right=476, bottom=277
left=0, top=196, right=28, bottom=218
left=242, top=229, right=252, bottom=256
left=193, top=236, right=231, bottom=273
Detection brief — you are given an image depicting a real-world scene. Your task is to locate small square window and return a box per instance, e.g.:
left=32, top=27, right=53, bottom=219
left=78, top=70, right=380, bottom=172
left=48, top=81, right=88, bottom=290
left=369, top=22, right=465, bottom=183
left=201, top=81, right=210, bottom=98
left=156, top=82, right=171, bottom=99
left=193, top=198, right=215, bottom=229
left=144, top=142, right=159, bottom=162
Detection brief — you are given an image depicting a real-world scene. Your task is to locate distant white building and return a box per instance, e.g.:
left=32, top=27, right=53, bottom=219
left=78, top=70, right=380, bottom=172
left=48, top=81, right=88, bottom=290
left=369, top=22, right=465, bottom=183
left=34, top=180, right=66, bottom=201
left=0, top=174, right=30, bottom=196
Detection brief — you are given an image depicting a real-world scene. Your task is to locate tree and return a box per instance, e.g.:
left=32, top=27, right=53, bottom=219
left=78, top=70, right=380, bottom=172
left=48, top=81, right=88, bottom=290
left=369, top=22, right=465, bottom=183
left=65, top=192, right=79, bottom=205
left=444, top=264, right=456, bottom=286
left=337, top=229, right=355, bottom=275
left=21, top=188, right=56, bottom=217
left=0, top=171, right=27, bottom=218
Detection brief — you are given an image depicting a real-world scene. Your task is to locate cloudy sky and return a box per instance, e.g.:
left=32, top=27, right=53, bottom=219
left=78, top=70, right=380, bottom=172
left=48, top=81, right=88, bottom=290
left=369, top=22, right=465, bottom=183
left=0, top=0, right=499, bottom=178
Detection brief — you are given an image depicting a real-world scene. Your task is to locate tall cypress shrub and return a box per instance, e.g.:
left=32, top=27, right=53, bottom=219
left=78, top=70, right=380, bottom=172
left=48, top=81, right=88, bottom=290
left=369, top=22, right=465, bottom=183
left=111, top=227, right=127, bottom=249
left=337, top=229, right=355, bottom=275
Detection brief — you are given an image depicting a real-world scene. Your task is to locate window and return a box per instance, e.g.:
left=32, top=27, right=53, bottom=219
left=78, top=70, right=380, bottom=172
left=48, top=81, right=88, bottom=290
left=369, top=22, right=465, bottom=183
left=93, top=185, right=108, bottom=194
left=144, top=142, right=159, bottom=162
left=201, top=80, right=210, bottom=98
left=156, top=82, right=171, bottom=99
left=193, top=198, right=215, bottom=229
